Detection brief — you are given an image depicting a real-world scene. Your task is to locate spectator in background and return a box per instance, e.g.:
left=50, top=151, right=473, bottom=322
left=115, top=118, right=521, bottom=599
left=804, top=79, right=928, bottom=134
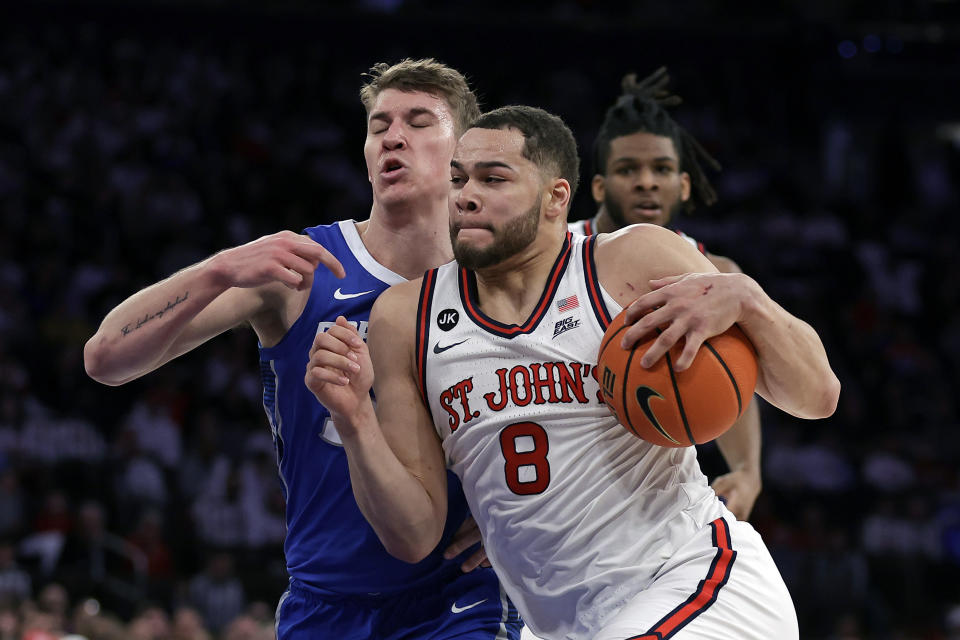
left=0, top=470, right=24, bottom=540
left=0, top=540, right=30, bottom=605
left=0, top=602, right=18, bottom=640
left=171, top=605, right=212, bottom=640
left=53, top=501, right=146, bottom=618
left=32, top=491, right=73, bottom=537
left=190, top=459, right=246, bottom=550
left=125, top=508, right=174, bottom=599
left=126, top=603, right=172, bottom=640
left=186, top=551, right=245, bottom=636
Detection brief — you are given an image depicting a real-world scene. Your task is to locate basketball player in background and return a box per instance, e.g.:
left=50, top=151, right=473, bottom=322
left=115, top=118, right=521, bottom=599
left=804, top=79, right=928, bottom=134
left=569, top=67, right=762, bottom=520
left=85, top=59, right=521, bottom=640
left=307, top=106, right=839, bottom=639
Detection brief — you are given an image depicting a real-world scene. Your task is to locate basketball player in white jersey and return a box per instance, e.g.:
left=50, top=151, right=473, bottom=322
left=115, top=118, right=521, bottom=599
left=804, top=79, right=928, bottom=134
left=569, top=67, right=763, bottom=521
left=306, top=106, right=840, bottom=639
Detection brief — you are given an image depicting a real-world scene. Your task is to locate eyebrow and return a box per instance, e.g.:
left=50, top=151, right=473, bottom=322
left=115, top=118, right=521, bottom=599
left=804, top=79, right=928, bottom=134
left=450, top=160, right=516, bottom=171
left=612, top=156, right=678, bottom=164
left=369, top=107, right=436, bottom=123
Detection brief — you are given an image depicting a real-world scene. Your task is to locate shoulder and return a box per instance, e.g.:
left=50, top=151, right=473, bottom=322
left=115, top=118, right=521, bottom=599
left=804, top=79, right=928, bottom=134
left=596, top=223, right=695, bottom=259
left=367, top=278, right=423, bottom=370
left=370, top=278, right=423, bottom=330
left=303, top=220, right=347, bottom=239
left=595, top=224, right=717, bottom=306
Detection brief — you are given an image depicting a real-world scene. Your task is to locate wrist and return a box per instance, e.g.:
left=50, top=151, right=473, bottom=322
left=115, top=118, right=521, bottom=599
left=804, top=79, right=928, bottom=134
left=202, top=250, right=235, bottom=290
left=734, top=274, right=770, bottom=326
left=332, top=400, right=379, bottom=441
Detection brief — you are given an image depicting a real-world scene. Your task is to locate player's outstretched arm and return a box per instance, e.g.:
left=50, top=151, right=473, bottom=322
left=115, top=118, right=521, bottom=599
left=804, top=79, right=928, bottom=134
left=598, top=224, right=840, bottom=421
left=85, top=231, right=344, bottom=386
left=305, top=284, right=448, bottom=564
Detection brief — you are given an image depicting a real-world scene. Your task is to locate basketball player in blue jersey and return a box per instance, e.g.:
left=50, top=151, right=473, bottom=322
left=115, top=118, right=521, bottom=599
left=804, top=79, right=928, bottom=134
left=85, top=59, right=520, bottom=640
left=569, top=68, right=763, bottom=521
left=306, top=106, right=840, bottom=639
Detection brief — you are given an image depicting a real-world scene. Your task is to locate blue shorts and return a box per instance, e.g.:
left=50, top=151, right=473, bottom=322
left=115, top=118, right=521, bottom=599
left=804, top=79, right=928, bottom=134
left=276, top=567, right=522, bottom=640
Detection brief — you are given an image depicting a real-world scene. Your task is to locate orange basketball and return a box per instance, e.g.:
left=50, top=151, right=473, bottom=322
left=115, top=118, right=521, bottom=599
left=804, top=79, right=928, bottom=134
left=597, top=308, right=758, bottom=447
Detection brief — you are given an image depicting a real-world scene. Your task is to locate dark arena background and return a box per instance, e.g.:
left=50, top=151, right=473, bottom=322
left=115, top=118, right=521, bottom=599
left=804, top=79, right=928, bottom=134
left=2, top=1, right=960, bottom=638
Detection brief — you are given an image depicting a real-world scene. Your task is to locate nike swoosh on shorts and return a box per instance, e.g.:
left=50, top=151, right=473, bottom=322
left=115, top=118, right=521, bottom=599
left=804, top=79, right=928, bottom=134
left=451, top=599, right=488, bottom=614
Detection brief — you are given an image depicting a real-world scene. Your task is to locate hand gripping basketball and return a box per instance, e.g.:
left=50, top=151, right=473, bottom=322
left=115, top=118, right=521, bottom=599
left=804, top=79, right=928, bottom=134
left=597, top=308, right=758, bottom=447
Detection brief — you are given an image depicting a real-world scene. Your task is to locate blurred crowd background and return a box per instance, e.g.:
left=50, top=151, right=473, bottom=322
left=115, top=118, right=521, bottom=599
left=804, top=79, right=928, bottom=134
left=2, top=1, right=960, bottom=638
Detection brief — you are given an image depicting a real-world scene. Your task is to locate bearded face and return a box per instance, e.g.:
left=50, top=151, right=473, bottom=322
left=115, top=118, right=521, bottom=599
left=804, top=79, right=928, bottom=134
left=451, top=195, right=541, bottom=270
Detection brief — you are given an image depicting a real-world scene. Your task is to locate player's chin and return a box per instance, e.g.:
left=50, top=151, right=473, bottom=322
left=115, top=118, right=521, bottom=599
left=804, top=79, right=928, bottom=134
left=627, top=211, right=666, bottom=227
left=376, top=181, right=417, bottom=203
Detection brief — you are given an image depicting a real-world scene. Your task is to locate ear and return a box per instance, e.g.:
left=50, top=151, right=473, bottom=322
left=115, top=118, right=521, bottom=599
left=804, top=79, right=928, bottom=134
left=591, top=174, right=605, bottom=204
left=544, top=178, right=572, bottom=221
left=680, top=171, right=692, bottom=203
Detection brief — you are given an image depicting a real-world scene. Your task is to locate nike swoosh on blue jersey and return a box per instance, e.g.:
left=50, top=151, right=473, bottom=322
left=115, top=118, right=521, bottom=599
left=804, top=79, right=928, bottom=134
left=334, top=287, right=375, bottom=300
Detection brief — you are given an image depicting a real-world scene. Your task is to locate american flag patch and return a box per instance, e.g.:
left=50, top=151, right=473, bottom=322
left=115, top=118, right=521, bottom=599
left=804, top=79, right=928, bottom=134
left=556, top=294, right=579, bottom=313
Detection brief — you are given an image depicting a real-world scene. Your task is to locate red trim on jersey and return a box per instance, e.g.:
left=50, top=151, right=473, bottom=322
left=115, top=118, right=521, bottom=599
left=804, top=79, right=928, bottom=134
left=674, top=229, right=708, bottom=256
left=459, top=233, right=573, bottom=338
left=583, top=217, right=595, bottom=236
left=415, top=269, right=438, bottom=406
left=582, top=235, right=612, bottom=329
left=627, top=518, right=737, bottom=640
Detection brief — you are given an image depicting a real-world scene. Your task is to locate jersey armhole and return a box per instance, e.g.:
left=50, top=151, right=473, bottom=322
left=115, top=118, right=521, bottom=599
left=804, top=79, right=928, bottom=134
left=581, top=235, right=613, bottom=330
left=415, top=269, right=438, bottom=406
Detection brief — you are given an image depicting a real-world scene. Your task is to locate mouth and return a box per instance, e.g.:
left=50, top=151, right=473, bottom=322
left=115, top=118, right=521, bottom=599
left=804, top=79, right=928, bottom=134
left=453, top=220, right=494, bottom=232
left=631, top=202, right=663, bottom=218
left=379, top=158, right=407, bottom=179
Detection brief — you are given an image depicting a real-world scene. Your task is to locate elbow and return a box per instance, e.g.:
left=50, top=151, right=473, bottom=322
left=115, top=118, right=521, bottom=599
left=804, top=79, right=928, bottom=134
left=380, top=519, right=444, bottom=564
left=83, top=336, right=124, bottom=386
left=383, top=538, right=436, bottom=565
left=823, top=374, right=841, bottom=418
left=808, top=373, right=841, bottom=419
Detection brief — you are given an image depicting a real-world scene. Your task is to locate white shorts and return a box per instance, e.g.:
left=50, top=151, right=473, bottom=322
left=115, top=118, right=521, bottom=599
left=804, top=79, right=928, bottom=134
left=592, top=516, right=798, bottom=640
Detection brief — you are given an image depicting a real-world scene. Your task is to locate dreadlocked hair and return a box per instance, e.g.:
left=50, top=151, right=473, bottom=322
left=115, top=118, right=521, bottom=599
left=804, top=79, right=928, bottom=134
left=594, top=66, right=721, bottom=213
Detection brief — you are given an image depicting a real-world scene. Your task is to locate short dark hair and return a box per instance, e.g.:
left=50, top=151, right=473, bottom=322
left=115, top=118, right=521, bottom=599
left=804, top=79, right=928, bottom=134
left=471, top=105, right=580, bottom=201
left=594, top=67, right=720, bottom=213
left=360, top=58, right=481, bottom=136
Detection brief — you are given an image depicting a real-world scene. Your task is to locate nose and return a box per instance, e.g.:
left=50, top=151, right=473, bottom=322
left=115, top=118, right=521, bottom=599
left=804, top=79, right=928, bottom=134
left=382, top=121, right=406, bottom=150
left=633, top=167, right=657, bottom=191
left=455, top=182, right=480, bottom=213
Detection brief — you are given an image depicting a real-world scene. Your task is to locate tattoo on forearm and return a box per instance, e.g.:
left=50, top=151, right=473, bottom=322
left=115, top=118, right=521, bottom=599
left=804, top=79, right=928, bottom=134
left=121, top=292, right=189, bottom=336
left=702, top=284, right=714, bottom=296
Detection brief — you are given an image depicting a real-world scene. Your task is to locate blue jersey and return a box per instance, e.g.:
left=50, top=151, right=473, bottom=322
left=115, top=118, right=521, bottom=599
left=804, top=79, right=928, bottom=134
left=259, top=220, right=472, bottom=594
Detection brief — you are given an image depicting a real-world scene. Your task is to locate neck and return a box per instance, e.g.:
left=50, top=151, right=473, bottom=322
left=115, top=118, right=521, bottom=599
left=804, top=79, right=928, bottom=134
left=472, top=224, right=567, bottom=325
left=593, top=206, right=619, bottom=234
left=359, top=195, right=453, bottom=280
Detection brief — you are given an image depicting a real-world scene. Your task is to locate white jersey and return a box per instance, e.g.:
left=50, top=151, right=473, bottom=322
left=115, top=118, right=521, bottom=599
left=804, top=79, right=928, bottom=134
left=415, top=233, right=724, bottom=640
left=567, top=217, right=706, bottom=254
left=566, top=217, right=595, bottom=236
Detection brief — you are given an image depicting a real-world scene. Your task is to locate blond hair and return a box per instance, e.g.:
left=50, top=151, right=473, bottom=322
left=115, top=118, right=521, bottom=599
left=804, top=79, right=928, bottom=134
left=360, top=58, right=480, bottom=135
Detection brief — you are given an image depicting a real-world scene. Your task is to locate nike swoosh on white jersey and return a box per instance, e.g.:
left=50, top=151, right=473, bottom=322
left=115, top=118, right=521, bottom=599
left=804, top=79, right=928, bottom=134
left=333, top=287, right=375, bottom=300
left=451, top=598, right=487, bottom=614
